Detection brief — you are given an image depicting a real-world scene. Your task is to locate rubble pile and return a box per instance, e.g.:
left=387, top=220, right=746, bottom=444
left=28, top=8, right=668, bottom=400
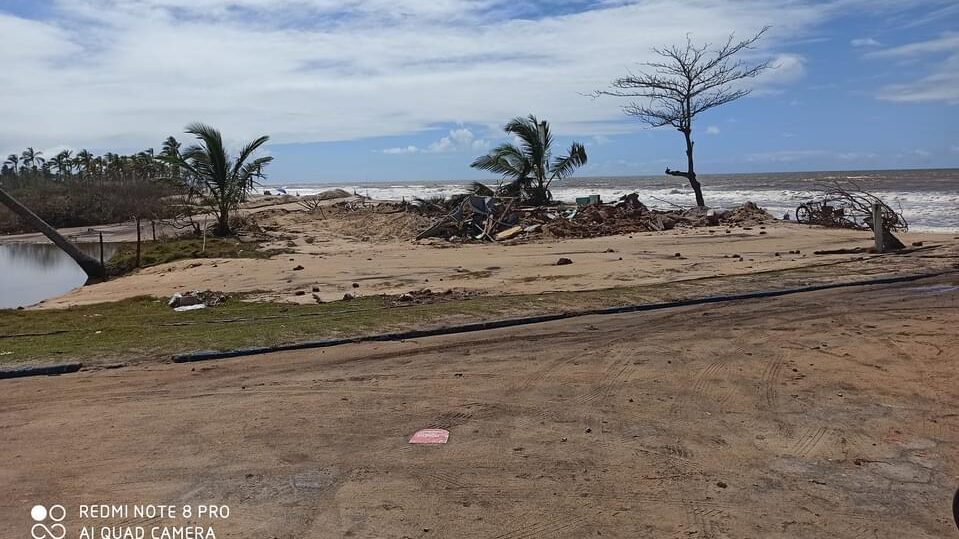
left=716, top=201, right=776, bottom=227
left=414, top=193, right=775, bottom=243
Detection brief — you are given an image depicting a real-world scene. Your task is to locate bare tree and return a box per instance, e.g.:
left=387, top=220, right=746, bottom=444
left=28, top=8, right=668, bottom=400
left=596, top=28, right=772, bottom=207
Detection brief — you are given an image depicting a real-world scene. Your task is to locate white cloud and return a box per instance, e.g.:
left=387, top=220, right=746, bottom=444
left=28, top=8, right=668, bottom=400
left=383, top=127, right=489, bottom=155
left=870, top=33, right=959, bottom=104
left=591, top=135, right=611, bottom=145
left=704, top=126, right=721, bottom=135
left=837, top=151, right=878, bottom=160
left=868, top=33, right=959, bottom=58
left=851, top=37, right=880, bottom=47
left=0, top=0, right=831, bottom=151
left=745, top=150, right=827, bottom=163
left=382, top=145, right=419, bottom=155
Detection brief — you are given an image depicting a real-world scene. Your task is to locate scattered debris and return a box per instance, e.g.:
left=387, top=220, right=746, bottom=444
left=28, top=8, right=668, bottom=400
left=796, top=181, right=908, bottom=251
left=168, top=290, right=228, bottom=311
left=414, top=193, right=774, bottom=243
left=409, top=428, right=450, bottom=445
left=388, top=288, right=478, bottom=307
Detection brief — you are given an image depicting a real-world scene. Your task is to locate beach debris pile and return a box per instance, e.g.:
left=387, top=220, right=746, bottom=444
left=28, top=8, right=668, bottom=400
left=796, top=181, right=908, bottom=250
left=413, top=193, right=774, bottom=242
left=415, top=196, right=520, bottom=241
left=168, top=290, right=228, bottom=311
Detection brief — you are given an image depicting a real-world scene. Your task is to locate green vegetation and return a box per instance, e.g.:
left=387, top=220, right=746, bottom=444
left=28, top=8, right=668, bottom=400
left=107, top=237, right=288, bottom=275
left=1, top=146, right=185, bottom=234
left=160, top=123, right=273, bottom=236
left=470, top=115, right=587, bottom=205
left=0, top=263, right=883, bottom=367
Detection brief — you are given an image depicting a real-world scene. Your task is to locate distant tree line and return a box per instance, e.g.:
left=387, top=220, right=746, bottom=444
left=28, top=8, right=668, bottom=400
left=1, top=124, right=272, bottom=237
left=0, top=141, right=186, bottom=234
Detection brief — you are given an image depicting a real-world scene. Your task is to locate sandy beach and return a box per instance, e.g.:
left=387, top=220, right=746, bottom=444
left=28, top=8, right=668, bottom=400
left=17, top=197, right=958, bottom=309
left=4, top=1, right=958, bottom=536
left=2, top=275, right=956, bottom=537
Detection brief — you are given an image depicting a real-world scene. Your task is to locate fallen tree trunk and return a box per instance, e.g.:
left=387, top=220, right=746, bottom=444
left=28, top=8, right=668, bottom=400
left=0, top=186, right=105, bottom=280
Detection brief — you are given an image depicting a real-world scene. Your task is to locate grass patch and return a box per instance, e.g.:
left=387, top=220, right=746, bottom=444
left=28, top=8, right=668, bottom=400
left=0, top=261, right=908, bottom=367
left=108, top=237, right=290, bottom=275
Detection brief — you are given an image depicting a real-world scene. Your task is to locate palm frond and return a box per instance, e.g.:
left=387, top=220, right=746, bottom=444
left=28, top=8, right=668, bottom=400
left=470, top=143, right=529, bottom=178
left=231, top=135, right=271, bottom=179
left=549, top=142, right=588, bottom=181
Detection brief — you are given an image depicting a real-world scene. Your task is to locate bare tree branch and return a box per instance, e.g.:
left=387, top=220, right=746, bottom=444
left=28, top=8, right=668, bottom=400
left=593, top=27, right=773, bottom=207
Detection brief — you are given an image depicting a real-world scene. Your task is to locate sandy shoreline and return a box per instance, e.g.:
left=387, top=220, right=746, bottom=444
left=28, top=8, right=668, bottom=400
left=34, top=221, right=959, bottom=308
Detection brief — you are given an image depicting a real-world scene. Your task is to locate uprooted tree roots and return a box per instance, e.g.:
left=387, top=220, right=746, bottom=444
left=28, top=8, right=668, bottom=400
left=796, top=181, right=908, bottom=250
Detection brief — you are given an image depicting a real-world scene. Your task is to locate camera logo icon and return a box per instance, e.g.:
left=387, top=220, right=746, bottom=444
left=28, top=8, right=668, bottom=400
left=31, top=504, right=66, bottom=539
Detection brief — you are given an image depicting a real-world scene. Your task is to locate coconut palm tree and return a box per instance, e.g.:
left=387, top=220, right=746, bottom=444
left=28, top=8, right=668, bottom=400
left=161, top=123, right=272, bottom=236
left=51, top=150, right=73, bottom=179
left=21, top=147, right=44, bottom=172
left=470, top=115, right=587, bottom=205
left=4, top=154, right=19, bottom=173
left=75, top=149, right=95, bottom=178
left=0, top=186, right=104, bottom=279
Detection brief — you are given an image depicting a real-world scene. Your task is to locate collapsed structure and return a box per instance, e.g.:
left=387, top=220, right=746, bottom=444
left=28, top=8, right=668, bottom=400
left=414, top=193, right=774, bottom=243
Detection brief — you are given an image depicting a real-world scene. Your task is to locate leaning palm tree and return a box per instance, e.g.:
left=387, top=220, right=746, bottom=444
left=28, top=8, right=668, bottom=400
left=0, top=187, right=104, bottom=279
left=161, top=123, right=272, bottom=236
left=470, top=115, right=587, bottom=205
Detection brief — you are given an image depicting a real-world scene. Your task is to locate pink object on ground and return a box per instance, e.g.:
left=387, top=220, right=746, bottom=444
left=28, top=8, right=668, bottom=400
left=409, top=428, right=450, bottom=444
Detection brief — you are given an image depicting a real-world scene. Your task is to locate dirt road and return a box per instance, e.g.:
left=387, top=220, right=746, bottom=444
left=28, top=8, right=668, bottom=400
left=2, top=278, right=957, bottom=538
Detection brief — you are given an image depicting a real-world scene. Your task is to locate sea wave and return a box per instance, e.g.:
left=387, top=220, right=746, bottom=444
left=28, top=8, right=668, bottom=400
left=260, top=177, right=959, bottom=232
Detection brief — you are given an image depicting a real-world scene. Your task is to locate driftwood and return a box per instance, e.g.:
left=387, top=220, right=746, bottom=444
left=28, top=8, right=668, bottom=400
left=797, top=180, right=907, bottom=232
left=797, top=180, right=907, bottom=251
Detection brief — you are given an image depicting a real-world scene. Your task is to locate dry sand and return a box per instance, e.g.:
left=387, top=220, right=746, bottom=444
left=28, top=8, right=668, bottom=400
left=33, top=214, right=959, bottom=308
left=2, top=277, right=957, bottom=537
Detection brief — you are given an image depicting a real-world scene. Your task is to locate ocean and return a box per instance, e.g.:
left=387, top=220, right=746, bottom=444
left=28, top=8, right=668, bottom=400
left=260, top=169, right=959, bottom=233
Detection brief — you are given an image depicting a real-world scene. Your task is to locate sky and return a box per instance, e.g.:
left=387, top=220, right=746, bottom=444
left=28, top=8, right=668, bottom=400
left=1, top=0, right=957, bottom=183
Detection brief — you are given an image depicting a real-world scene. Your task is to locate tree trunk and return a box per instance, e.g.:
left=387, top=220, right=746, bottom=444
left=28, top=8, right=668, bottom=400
left=135, top=216, right=142, bottom=267
left=216, top=206, right=231, bottom=236
left=684, top=129, right=705, bottom=208
left=0, top=186, right=105, bottom=279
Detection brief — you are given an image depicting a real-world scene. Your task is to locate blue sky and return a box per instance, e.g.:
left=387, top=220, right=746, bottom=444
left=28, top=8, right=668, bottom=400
left=1, top=0, right=957, bottom=182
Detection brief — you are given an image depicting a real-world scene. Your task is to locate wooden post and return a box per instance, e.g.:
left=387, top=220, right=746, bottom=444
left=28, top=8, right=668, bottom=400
left=99, top=232, right=104, bottom=270
left=136, top=216, right=142, bottom=267
left=151, top=220, right=156, bottom=241
left=872, top=203, right=885, bottom=253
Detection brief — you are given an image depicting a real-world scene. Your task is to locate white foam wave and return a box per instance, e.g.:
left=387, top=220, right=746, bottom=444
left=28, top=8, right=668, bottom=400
left=260, top=183, right=959, bottom=232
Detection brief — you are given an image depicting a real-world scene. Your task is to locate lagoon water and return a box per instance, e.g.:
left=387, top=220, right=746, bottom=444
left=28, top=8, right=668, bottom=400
left=0, top=243, right=116, bottom=309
